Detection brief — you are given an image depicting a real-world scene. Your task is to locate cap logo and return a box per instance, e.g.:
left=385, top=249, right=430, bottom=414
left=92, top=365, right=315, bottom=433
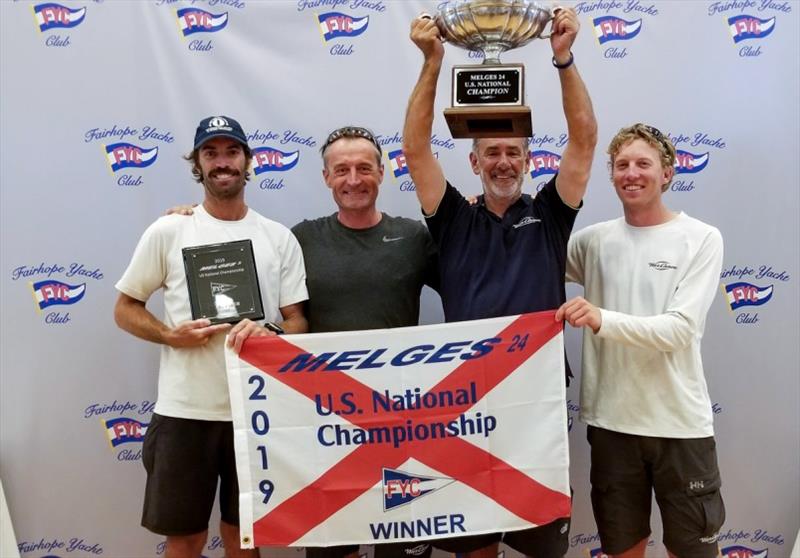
left=208, top=116, right=229, bottom=128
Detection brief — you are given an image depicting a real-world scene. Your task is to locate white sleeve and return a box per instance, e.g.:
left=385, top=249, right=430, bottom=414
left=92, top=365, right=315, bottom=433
left=597, top=228, right=724, bottom=352
left=278, top=230, right=309, bottom=308
left=114, top=222, right=167, bottom=302
left=565, top=227, right=589, bottom=285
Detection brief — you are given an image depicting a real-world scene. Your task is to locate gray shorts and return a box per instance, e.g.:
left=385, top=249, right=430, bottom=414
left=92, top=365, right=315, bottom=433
left=587, top=426, right=725, bottom=558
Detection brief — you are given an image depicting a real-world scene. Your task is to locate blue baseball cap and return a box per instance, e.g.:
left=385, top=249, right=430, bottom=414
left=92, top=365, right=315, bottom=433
left=193, top=115, right=249, bottom=150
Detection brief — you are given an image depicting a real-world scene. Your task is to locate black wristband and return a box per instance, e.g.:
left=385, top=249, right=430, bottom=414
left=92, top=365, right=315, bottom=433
left=264, top=322, right=285, bottom=335
left=552, top=51, right=574, bottom=69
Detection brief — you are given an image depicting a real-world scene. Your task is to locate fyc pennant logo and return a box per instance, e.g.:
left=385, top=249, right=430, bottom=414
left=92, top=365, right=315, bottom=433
left=104, top=142, right=158, bottom=172
left=674, top=150, right=709, bottom=174
left=728, top=15, right=775, bottom=43
left=252, top=147, right=300, bottom=175
left=33, top=3, right=86, bottom=32
left=176, top=8, right=229, bottom=36
left=592, top=16, right=642, bottom=44
left=318, top=12, right=369, bottom=41
left=723, top=282, right=773, bottom=310
left=30, top=280, right=85, bottom=311
left=382, top=467, right=455, bottom=511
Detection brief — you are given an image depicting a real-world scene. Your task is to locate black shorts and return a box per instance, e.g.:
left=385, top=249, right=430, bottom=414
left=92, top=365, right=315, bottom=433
left=306, top=543, right=431, bottom=558
left=587, top=426, right=725, bottom=558
left=431, top=518, right=569, bottom=558
left=141, top=413, right=240, bottom=536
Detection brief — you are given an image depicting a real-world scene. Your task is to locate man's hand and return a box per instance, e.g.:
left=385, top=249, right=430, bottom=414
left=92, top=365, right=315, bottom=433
left=226, top=319, right=276, bottom=354
left=410, top=14, right=444, bottom=62
left=555, top=296, right=602, bottom=334
left=166, top=203, right=197, bottom=216
left=549, top=7, right=579, bottom=63
left=164, top=318, right=231, bottom=347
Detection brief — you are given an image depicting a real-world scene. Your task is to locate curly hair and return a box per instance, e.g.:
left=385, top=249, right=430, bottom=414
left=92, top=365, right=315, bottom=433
left=608, top=123, right=676, bottom=192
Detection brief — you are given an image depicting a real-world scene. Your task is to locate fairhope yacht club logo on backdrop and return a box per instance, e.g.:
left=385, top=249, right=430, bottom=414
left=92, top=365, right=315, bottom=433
left=297, top=0, right=386, bottom=56
left=387, top=148, right=409, bottom=179
left=170, top=4, right=237, bottom=52
left=674, top=150, right=710, bottom=175
left=717, top=526, right=788, bottom=555
left=32, top=2, right=88, bottom=47
left=719, top=264, right=789, bottom=325
left=575, top=0, right=658, bottom=60
left=528, top=132, right=567, bottom=191
left=247, top=127, right=317, bottom=191
left=84, top=399, right=155, bottom=462
left=84, top=124, right=174, bottom=187
left=529, top=150, right=561, bottom=180
left=664, top=130, right=726, bottom=192
left=377, top=130, right=454, bottom=193
left=16, top=536, right=105, bottom=556
left=708, top=0, right=792, bottom=57
left=11, top=262, right=103, bottom=325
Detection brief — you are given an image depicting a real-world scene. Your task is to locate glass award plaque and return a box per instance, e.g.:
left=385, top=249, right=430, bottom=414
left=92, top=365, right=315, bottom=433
left=182, top=239, right=264, bottom=325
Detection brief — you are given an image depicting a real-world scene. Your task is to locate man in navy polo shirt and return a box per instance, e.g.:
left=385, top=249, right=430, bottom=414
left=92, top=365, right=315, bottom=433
left=402, top=7, right=596, bottom=558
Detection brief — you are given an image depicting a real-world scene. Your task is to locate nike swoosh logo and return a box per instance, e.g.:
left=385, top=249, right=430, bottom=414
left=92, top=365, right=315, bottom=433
left=383, top=236, right=404, bottom=242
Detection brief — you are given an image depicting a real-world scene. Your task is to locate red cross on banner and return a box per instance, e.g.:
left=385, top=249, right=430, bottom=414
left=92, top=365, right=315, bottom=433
left=226, top=311, right=570, bottom=548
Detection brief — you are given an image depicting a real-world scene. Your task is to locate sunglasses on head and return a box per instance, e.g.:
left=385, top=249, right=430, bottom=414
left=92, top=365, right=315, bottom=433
left=321, top=126, right=382, bottom=156
left=639, top=124, right=670, bottom=150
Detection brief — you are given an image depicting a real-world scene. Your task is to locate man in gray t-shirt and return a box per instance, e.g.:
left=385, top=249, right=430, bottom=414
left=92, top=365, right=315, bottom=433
left=295, top=126, right=438, bottom=558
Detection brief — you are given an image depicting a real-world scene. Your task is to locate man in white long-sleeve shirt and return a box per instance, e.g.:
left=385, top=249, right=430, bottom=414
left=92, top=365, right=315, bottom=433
left=556, top=123, right=725, bottom=558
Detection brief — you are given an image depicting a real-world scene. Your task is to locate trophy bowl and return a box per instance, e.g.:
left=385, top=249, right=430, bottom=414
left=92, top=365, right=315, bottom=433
left=435, top=0, right=553, bottom=64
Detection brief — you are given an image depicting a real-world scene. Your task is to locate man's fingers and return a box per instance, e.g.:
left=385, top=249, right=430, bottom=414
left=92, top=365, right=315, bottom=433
left=205, top=323, right=232, bottom=335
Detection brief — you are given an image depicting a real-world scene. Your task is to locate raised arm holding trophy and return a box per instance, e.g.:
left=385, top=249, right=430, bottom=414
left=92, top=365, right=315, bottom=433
left=404, top=2, right=597, bottom=557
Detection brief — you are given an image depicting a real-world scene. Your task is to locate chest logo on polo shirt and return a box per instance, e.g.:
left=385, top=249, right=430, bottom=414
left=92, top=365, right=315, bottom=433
left=382, top=236, right=404, bottom=243
left=648, top=260, right=677, bottom=271
left=512, top=216, right=541, bottom=229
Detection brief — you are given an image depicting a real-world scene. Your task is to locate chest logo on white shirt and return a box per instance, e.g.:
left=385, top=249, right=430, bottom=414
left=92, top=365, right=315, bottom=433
left=512, top=216, right=541, bottom=229
left=382, top=236, right=405, bottom=243
left=648, top=260, right=677, bottom=271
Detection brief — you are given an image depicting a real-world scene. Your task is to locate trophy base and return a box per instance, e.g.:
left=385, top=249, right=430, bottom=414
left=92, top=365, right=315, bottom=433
left=444, top=105, right=532, bottom=139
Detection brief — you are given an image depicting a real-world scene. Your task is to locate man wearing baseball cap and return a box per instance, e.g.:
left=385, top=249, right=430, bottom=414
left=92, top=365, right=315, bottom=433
left=114, top=115, right=308, bottom=557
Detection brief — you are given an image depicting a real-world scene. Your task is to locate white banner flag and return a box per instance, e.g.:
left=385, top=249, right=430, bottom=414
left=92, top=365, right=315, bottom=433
left=226, top=311, right=570, bottom=548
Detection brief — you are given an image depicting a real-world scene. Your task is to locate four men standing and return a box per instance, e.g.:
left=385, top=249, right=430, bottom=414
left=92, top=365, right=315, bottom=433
left=115, top=9, right=725, bottom=558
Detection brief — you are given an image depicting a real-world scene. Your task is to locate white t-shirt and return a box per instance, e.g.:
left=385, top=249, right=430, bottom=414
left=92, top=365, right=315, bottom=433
left=566, top=212, right=723, bottom=438
left=116, top=205, right=308, bottom=421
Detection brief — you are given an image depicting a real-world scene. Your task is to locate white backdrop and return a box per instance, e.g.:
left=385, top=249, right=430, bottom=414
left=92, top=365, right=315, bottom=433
left=1, top=1, right=798, bottom=557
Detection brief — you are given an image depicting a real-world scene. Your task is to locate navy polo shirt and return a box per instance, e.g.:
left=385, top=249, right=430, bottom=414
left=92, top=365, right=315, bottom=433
left=425, top=175, right=578, bottom=323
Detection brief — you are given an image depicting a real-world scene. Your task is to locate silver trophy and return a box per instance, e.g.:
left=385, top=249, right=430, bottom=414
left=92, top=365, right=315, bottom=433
left=434, top=0, right=554, bottom=138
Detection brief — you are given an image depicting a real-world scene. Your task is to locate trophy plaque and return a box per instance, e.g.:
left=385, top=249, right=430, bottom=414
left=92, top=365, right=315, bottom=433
left=182, top=239, right=264, bottom=325
left=434, top=0, right=554, bottom=138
